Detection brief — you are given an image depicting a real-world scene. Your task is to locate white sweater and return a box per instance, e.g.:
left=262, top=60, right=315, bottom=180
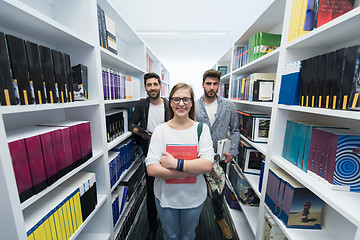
left=145, top=122, right=214, bottom=209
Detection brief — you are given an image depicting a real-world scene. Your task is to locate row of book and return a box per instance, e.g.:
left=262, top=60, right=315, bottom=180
left=106, top=109, right=128, bottom=143
left=279, top=44, right=360, bottom=110
left=26, top=172, right=97, bottom=240
left=109, top=138, right=136, bottom=188
left=237, top=110, right=271, bottom=143
left=115, top=178, right=146, bottom=240
left=288, top=0, right=355, bottom=42
left=248, top=32, right=281, bottom=63
left=230, top=73, right=276, bottom=102
left=97, top=4, right=117, bottom=54
left=263, top=212, right=288, bottom=240
left=233, top=44, right=249, bottom=70
left=228, top=163, right=260, bottom=206
left=238, top=140, right=265, bottom=174
left=7, top=120, right=93, bottom=203
left=146, top=54, right=154, bottom=73
left=220, top=83, right=229, bottom=98
left=283, top=120, right=360, bottom=192
left=265, top=168, right=324, bottom=229
left=0, top=32, right=87, bottom=106
left=102, top=66, right=141, bottom=101
left=112, top=161, right=145, bottom=228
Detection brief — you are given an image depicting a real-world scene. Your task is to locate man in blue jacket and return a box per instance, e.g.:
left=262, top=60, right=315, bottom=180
left=129, top=72, right=169, bottom=240
left=195, top=69, right=240, bottom=239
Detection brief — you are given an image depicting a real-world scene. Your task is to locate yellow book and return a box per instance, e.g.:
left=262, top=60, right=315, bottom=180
left=298, top=0, right=310, bottom=37
left=48, top=214, right=58, bottom=240
left=64, top=200, right=75, bottom=237
left=27, top=233, right=35, bottom=240
left=293, top=0, right=303, bottom=40
left=33, top=222, right=46, bottom=240
left=69, top=195, right=79, bottom=231
left=288, top=0, right=298, bottom=42
left=43, top=218, right=52, bottom=240
left=54, top=208, right=65, bottom=240
left=73, top=192, right=84, bottom=228
left=61, top=204, right=71, bottom=239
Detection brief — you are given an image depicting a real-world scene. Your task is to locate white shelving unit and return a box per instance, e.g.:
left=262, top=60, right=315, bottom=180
left=214, top=0, right=360, bottom=239
left=0, top=0, right=169, bottom=240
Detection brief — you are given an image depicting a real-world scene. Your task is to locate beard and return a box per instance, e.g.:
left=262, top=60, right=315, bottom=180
left=147, top=90, right=160, bottom=99
left=205, top=90, right=217, bottom=98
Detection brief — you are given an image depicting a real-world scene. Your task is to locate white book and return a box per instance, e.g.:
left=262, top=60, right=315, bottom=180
left=217, top=138, right=231, bottom=161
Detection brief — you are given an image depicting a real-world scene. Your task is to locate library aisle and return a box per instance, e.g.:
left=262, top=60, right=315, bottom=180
left=128, top=196, right=244, bottom=240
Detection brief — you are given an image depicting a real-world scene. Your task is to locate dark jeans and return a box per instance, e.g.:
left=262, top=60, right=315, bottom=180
left=212, top=160, right=227, bottom=220
left=146, top=170, right=158, bottom=232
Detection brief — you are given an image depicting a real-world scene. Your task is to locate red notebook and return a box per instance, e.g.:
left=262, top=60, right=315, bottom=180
left=165, top=144, right=197, bottom=184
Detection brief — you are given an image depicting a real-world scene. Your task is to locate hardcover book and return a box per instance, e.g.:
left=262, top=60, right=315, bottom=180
left=39, top=45, right=57, bottom=103
left=165, top=144, right=197, bottom=184
left=63, top=53, right=74, bottom=102
left=25, top=41, right=47, bottom=104
left=0, top=31, right=19, bottom=106
left=6, top=34, right=35, bottom=105
left=72, top=64, right=88, bottom=101
left=51, top=49, right=67, bottom=103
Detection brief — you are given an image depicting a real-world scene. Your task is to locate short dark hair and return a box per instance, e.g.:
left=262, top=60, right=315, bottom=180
left=144, top=72, right=161, bottom=86
left=202, top=69, right=221, bottom=82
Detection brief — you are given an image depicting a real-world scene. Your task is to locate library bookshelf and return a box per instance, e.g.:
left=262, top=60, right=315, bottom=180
left=213, top=0, right=360, bottom=239
left=0, top=0, right=169, bottom=240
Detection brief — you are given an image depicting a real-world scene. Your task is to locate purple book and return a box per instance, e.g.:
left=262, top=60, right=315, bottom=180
left=304, top=0, right=315, bottom=31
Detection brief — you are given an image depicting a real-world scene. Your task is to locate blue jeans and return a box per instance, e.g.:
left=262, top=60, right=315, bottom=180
left=155, top=198, right=204, bottom=240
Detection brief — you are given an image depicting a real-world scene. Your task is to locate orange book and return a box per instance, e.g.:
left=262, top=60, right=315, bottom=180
left=165, top=144, right=197, bottom=184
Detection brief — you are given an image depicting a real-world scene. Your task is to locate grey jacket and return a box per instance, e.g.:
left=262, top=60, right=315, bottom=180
left=195, top=95, right=240, bottom=157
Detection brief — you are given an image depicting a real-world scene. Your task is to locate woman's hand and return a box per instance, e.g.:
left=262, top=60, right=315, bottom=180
left=160, top=152, right=177, bottom=169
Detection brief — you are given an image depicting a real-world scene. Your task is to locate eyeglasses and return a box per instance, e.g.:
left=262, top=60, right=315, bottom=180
left=171, top=97, right=192, bottom=104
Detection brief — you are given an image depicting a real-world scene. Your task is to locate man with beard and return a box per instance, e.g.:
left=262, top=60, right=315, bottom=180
left=195, top=69, right=240, bottom=239
left=129, top=72, right=169, bottom=240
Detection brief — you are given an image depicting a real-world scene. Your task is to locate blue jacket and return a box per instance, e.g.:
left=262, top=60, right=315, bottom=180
left=195, top=95, right=240, bottom=157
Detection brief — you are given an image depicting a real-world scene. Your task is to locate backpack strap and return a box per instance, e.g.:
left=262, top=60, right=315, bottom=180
left=197, top=122, right=204, bottom=142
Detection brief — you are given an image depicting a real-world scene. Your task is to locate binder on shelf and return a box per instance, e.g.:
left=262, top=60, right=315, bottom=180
left=51, top=49, right=67, bottom=103
left=63, top=53, right=74, bottom=103
left=7, top=138, right=34, bottom=203
left=0, top=31, right=19, bottom=106
left=25, top=40, right=47, bottom=104
left=39, top=45, right=57, bottom=103
left=6, top=34, right=35, bottom=105
left=348, top=45, right=360, bottom=110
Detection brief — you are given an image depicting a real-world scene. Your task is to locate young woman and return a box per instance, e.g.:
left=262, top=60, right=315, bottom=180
left=145, top=82, right=214, bottom=240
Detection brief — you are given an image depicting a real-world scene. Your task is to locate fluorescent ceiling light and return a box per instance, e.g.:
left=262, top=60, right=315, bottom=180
left=137, top=31, right=228, bottom=35
left=137, top=31, right=180, bottom=35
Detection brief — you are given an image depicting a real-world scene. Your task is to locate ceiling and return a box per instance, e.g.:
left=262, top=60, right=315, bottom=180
left=110, top=0, right=273, bottom=97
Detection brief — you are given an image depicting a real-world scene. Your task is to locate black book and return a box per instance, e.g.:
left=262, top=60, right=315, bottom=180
left=39, top=45, right=58, bottom=103
left=317, top=54, right=327, bottom=108
left=51, top=49, right=66, bottom=103
left=348, top=46, right=360, bottom=110
left=324, top=51, right=336, bottom=108
left=0, top=32, right=19, bottom=106
left=25, top=41, right=47, bottom=104
left=300, top=58, right=308, bottom=106
left=6, top=34, right=35, bottom=105
left=333, top=48, right=346, bottom=109
left=309, top=56, right=319, bottom=108
left=63, top=53, right=74, bottom=102
left=340, top=45, right=358, bottom=110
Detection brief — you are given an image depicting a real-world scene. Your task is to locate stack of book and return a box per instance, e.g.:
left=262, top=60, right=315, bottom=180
left=108, top=138, right=136, bottom=188
left=237, top=110, right=271, bottom=143
left=25, top=172, right=97, bottom=240
left=7, top=121, right=93, bottom=203
left=229, top=163, right=260, bottom=206
left=97, top=4, right=117, bottom=54
left=248, top=32, right=281, bottom=63
left=265, top=168, right=324, bottom=229
left=288, top=0, right=355, bottom=42
left=233, top=45, right=249, bottom=70
left=0, top=32, right=76, bottom=106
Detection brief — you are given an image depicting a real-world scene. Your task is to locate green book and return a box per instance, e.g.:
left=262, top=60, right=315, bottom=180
left=248, top=33, right=257, bottom=63
left=218, top=66, right=227, bottom=76
left=256, top=32, right=281, bottom=59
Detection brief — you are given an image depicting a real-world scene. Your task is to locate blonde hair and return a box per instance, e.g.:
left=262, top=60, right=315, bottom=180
left=168, top=82, right=195, bottom=120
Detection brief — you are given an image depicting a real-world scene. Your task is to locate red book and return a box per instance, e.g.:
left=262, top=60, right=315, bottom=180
left=317, top=0, right=354, bottom=28
left=49, top=128, right=67, bottom=178
left=165, top=144, right=197, bottom=184
left=77, top=121, right=93, bottom=163
left=8, top=139, right=34, bottom=202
